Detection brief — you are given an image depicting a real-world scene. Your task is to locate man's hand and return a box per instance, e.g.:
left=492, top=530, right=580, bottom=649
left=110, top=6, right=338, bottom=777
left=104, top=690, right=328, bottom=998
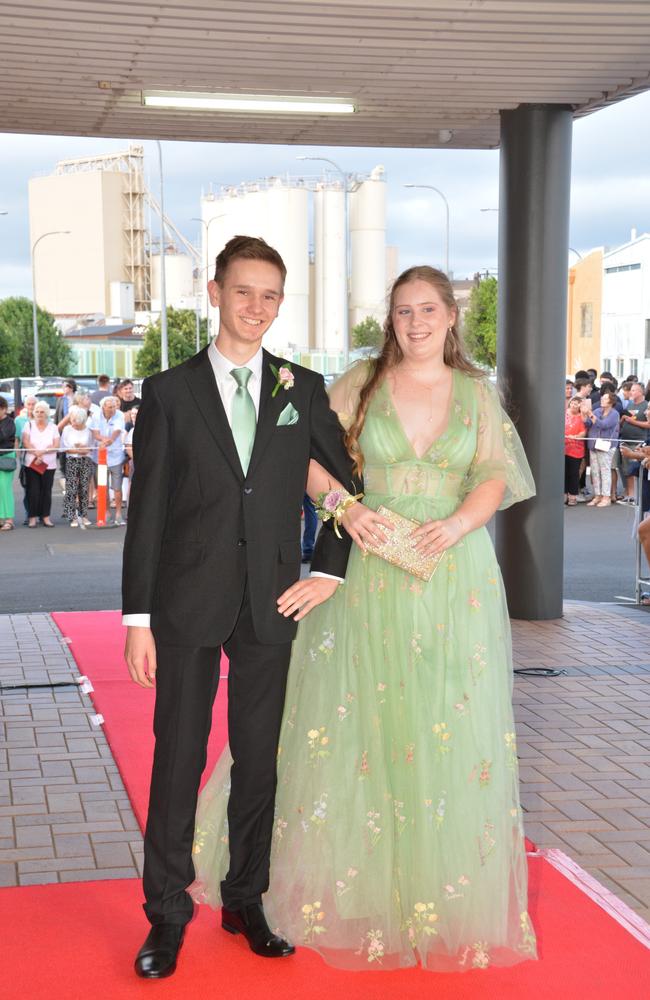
left=277, top=577, right=340, bottom=622
left=124, top=626, right=157, bottom=688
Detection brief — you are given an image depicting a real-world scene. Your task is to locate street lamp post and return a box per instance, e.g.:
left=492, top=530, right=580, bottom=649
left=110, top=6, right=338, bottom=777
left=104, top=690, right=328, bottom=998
left=191, top=215, right=226, bottom=345
left=31, top=230, right=70, bottom=377
left=404, top=183, right=450, bottom=276
left=155, top=140, right=168, bottom=371
left=298, top=155, right=351, bottom=367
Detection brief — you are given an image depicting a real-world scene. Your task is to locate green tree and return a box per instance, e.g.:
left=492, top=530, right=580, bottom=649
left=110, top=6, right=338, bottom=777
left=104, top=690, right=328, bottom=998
left=0, top=322, right=20, bottom=377
left=135, top=307, right=207, bottom=377
left=463, top=277, right=497, bottom=368
left=351, top=316, right=383, bottom=350
left=0, top=297, right=74, bottom=376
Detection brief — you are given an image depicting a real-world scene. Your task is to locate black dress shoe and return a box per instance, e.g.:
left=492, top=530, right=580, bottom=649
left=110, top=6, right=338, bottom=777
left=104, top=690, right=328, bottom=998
left=134, top=923, right=185, bottom=978
left=222, top=903, right=295, bottom=957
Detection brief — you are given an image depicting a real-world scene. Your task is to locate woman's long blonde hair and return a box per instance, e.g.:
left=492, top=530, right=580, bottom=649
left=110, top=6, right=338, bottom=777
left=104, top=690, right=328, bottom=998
left=344, top=266, right=484, bottom=476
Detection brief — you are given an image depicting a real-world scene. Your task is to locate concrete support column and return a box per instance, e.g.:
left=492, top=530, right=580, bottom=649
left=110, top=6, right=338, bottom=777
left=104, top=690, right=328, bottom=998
left=495, top=104, right=573, bottom=620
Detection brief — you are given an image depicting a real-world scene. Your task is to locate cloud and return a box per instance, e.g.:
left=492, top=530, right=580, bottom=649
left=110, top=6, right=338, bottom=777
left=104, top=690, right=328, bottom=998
left=2, top=89, right=650, bottom=301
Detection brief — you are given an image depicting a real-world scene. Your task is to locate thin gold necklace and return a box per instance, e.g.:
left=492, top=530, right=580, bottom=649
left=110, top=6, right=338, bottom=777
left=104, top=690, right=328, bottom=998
left=395, top=368, right=451, bottom=422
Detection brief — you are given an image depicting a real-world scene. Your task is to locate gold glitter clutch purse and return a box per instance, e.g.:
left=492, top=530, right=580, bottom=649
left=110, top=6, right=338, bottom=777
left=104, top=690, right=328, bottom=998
left=364, top=505, right=445, bottom=582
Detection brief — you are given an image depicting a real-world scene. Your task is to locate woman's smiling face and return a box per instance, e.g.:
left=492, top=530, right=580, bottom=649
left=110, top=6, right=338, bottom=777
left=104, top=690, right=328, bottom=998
left=391, top=279, right=457, bottom=365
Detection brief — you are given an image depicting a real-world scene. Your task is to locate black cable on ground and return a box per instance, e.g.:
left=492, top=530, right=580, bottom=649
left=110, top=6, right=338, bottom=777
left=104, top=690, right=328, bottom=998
left=514, top=667, right=568, bottom=678
left=0, top=681, right=80, bottom=693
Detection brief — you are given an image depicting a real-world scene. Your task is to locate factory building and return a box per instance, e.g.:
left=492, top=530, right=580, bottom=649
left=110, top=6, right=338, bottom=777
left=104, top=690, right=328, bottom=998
left=28, top=149, right=395, bottom=372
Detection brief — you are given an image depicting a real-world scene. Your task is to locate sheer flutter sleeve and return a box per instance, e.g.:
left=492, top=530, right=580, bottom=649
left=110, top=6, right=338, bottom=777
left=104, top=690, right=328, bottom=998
left=463, top=378, right=536, bottom=510
left=327, top=360, right=373, bottom=429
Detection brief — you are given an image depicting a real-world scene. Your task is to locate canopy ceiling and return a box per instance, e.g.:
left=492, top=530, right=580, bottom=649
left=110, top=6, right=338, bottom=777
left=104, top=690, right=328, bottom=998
left=1, top=0, right=650, bottom=148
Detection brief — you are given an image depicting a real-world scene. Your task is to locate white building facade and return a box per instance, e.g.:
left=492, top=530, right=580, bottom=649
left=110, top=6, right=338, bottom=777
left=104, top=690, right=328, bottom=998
left=601, top=233, right=650, bottom=383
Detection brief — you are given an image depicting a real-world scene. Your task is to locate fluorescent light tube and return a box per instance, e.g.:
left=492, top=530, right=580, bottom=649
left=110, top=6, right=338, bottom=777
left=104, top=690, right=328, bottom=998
left=142, top=92, right=355, bottom=115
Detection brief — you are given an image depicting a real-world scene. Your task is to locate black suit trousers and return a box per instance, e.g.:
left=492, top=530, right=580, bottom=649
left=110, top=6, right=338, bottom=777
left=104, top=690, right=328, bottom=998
left=143, top=586, right=292, bottom=925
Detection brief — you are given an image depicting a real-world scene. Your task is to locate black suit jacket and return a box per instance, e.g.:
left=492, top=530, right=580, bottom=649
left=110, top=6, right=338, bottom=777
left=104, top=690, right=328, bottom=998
left=122, top=347, right=360, bottom=647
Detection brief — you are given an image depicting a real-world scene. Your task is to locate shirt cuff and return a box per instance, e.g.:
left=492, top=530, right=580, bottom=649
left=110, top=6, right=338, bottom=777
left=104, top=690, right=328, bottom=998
left=310, top=571, right=344, bottom=584
left=122, top=614, right=151, bottom=627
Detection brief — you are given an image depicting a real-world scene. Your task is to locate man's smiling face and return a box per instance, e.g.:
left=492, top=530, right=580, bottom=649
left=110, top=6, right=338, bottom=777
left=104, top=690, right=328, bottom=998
left=209, top=258, right=284, bottom=354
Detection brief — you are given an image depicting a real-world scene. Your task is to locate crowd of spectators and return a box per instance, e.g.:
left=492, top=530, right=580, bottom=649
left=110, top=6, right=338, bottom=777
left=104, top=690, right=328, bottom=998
left=564, top=367, right=650, bottom=510
left=0, top=374, right=140, bottom=532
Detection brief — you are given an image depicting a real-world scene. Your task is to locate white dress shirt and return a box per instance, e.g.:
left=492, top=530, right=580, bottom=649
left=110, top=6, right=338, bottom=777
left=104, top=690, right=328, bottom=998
left=123, top=341, right=340, bottom=628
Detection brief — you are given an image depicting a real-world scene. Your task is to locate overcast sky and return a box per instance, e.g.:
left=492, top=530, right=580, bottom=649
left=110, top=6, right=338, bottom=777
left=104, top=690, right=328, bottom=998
left=2, top=89, right=650, bottom=301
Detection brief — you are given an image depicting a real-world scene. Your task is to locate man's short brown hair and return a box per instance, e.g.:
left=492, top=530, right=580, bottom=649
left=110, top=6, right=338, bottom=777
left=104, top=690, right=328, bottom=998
left=214, top=235, right=287, bottom=287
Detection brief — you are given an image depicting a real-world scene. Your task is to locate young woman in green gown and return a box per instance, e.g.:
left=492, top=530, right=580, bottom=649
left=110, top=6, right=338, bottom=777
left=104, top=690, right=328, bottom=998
left=192, top=266, right=537, bottom=972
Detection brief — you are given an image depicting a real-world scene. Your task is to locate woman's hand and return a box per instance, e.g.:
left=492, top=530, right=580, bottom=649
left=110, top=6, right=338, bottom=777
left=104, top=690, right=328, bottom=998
left=340, top=502, right=393, bottom=552
left=411, top=514, right=465, bottom=556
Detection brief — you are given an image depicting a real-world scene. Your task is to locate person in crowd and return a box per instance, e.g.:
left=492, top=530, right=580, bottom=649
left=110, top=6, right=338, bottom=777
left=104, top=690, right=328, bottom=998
left=115, top=379, right=142, bottom=428
left=14, top=395, right=36, bottom=525
left=619, top=380, right=633, bottom=410
left=54, top=378, right=77, bottom=425
left=598, top=376, right=623, bottom=499
left=61, top=405, right=94, bottom=528
left=618, top=381, right=650, bottom=504
left=123, top=406, right=138, bottom=506
left=574, top=379, right=593, bottom=498
left=0, top=396, right=16, bottom=530
left=90, top=374, right=112, bottom=405
left=58, top=391, right=100, bottom=430
left=55, top=378, right=78, bottom=496
left=301, top=493, right=318, bottom=562
left=193, top=265, right=537, bottom=971
left=564, top=394, right=587, bottom=505
left=565, top=379, right=574, bottom=405
left=89, top=396, right=126, bottom=525
left=584, top=389, right=620, bottom=507
left=62, top=391, right=100, bottom=507
left=22, top=400, right=59, bottom=528
left=574, top=377, right=594, bottom=402
left=587, top=368, right=601, bottom=404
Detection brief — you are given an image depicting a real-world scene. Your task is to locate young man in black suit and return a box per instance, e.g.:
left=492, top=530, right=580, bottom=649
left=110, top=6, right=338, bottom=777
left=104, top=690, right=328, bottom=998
left=122, top=236, right=358, bottom=978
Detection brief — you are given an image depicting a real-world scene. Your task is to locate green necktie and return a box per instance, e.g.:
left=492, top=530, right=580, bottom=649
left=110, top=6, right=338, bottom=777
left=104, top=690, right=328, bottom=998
left=230, top=367, right=256, bottom=474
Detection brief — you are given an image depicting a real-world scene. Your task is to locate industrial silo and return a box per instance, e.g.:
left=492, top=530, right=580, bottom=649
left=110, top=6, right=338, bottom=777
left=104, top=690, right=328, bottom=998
left=150, top=252, right=194, bottom=310
left=200, top=178, right=309, bottom=353
left=263, top=178, right=309, bottom=352
left=349, top=165, right=387, bottom=328
left=313, top=181, right=346, bottom=353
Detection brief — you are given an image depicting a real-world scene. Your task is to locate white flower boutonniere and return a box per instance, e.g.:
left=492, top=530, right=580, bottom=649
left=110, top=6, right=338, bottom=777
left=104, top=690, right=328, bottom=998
left=270, top=362, right=294, bottom=398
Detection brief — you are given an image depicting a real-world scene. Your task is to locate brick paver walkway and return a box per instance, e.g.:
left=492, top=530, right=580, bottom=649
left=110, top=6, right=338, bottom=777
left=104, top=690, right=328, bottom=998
left=513, top=601, right=650, bottom=922
left=0, top=614, right=142, bottom=887
left=1, top=605, right=649, bottom=928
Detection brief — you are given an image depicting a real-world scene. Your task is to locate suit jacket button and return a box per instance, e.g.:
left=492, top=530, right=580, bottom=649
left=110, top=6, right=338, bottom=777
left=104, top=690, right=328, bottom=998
left=237, top=538, right=247, bottom=547
left=243, top=487, right=253, bottom=495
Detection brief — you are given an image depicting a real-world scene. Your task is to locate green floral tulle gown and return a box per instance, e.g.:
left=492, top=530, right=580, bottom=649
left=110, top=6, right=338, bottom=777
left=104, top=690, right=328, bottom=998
left=192, top=366, right=538, bottom=972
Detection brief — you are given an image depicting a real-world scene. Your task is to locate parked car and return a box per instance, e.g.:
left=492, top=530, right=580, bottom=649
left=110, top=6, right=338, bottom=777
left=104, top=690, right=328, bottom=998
left=34, top=381, right=66, bottom=412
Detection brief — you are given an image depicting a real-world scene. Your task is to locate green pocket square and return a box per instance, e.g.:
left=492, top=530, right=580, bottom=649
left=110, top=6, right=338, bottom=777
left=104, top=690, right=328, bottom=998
left=276, top=402, right=299, bottom=427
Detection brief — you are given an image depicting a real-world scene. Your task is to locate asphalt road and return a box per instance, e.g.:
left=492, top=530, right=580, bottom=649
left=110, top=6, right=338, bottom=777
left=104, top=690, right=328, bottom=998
left=1, top=478, right=646, bottom=614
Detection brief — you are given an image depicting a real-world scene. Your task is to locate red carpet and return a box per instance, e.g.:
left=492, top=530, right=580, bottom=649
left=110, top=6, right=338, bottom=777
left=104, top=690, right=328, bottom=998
left=1, top=610, right=646, bottom=999
left=51, top=610, right=228, bottom=828
left=2, top=858, right=649, bottom=999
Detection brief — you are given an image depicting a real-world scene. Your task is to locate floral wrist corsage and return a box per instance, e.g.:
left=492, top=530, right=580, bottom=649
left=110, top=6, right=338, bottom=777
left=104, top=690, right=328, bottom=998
left=315, top=488, right=364, bottom=539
